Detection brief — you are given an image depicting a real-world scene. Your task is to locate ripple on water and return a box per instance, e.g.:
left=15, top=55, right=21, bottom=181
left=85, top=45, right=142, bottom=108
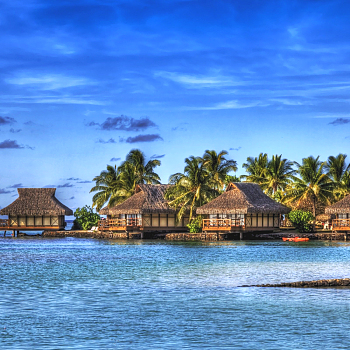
left=1, top=238, right=350, bottom=349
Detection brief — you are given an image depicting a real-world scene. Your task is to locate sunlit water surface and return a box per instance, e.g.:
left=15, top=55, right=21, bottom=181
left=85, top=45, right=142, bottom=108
left=1, top=237, right=350, bottom=349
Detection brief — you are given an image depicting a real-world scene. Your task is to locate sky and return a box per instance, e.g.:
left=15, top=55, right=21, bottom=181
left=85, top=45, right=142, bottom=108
left=1, top=0, right=350, bottom=215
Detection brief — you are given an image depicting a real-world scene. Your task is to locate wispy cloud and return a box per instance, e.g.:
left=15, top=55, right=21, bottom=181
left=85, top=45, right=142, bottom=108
left=66, top=177, right=81, bottom=181
left=156, top=72, right=236, bottom=88
left=229, top=147, right=242, bottom=151
left=9, top=128, right=21, bottom=133
left=172, top=122, right=189, bottom=131
left=77, top=180, right=92, bottom=183
left=88, top=116, right=157, bottom=131
left=7, top=183, right=24, bottom=188
left=110, top=157, right=121, bottom=161
left=191, top=100, right=262, bottom=110
left=57, top=183, right=74, bottom=188
left=0, top=116, right=16, bottom=125
left=6, top=74, right=94, bottom=90
left=329, top=118, right=350, bottom=126
left=0, top=188, right=14, bottom=194
left=97, top=138, right=117, bottom=144
left=151, top=154, right=165, bottom=159
left=120, top=134, right=163, bottom=143
left=0, top=139, right=34, bottom=150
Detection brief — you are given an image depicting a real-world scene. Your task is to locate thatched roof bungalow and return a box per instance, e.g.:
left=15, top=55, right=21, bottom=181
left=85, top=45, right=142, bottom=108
left=98, top=184, right=189, bottom=232
left=197, top=183, right=290, bottom=232
left=325, top=195, right=350, bottom=231
left=0, top=188, right=73, bottom=231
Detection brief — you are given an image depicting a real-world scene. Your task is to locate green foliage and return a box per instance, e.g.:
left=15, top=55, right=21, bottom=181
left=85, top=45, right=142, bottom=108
left=287, top=210, right=314, bottom=233
left=187, top=216, right=203, bottom=233
left=90, top=149, right=161, bottom=210
left=73, top=205, right=100, bottom=230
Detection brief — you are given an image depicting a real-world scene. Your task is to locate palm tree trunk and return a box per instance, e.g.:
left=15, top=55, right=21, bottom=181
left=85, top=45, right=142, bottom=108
left=312, top=196, right=316, bottom=232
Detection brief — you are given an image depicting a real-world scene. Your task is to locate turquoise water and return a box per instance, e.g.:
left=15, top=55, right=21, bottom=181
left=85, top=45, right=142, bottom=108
left=1, top=238, right=350, bottom=349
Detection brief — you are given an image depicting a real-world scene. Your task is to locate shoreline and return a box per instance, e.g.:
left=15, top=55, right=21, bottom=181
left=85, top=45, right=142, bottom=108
left=33, top=229, right=349, bottom=241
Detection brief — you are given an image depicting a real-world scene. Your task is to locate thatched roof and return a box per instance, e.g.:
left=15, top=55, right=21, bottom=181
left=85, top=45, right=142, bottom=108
left=325, top=194, right=350, bottom=214
left=102, top=184, right=175, bottom=215
left=0, top=188, right=73, bottom=216
left=196, top=183, right=290, bottom=215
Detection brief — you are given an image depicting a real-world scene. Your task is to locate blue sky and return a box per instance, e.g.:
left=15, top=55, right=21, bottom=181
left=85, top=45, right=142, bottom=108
left=1, top=0, right=350, bottom=215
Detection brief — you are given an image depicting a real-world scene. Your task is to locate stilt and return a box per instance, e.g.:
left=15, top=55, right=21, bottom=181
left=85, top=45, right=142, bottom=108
left=240, top=232, right=243, bottom=240
left=140, top=231, right=144, bottom=239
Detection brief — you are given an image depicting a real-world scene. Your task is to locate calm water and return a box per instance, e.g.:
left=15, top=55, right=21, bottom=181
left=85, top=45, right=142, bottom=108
left=1, top=237, right=350, bottom=349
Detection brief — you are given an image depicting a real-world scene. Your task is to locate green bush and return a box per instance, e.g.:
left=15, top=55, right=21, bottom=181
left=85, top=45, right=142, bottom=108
left=287, top=210, right=314, bottom=233
left=72, top=205, right=100, bottom=230
left=187, top=216, right=203, bottom=233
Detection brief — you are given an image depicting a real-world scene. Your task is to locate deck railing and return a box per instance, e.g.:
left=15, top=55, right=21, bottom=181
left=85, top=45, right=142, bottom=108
left=332, top=219, right=350, bottom=231
left=0, top=219, right=9, bottom=227
left=98, top=218, right=142, bottom=231
left=202, top=218, right=244, bottom=231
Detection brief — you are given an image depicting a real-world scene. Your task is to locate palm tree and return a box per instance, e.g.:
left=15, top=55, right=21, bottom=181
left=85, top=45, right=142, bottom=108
left=120, top=149, right=161, bottom=184
left=91, top=149, right=162, bottom=210
left=261, top=154, right=296, bottom=195
left=202, top=150, right=237, bottom=191
left=284, top=156, right=334, bottom=218
left=90, top=165, right=121, bottom=211
left=241, top=153, right=268, bottom=184
left=165, top=156, right=219, bottom=221
left=325, top=154, right=350, bottom=201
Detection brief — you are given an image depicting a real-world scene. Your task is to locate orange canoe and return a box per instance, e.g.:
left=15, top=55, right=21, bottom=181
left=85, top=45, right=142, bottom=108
left=282, top=237, right=309, bottom=242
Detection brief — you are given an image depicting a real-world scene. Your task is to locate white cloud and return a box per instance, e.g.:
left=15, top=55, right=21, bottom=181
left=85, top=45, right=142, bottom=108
left=155, top=71, right=240, bottom=88
left=6, top=74, right=93, bottom=90
left=189, top=100, right=264, bottom=110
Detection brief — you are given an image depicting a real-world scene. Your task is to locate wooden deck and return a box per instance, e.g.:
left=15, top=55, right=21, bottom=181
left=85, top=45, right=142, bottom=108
left=202, top=219, right=244, bottom=231
left=332, top=219, right=350, bottom=231
left=98, top=218, right=142, bottom=231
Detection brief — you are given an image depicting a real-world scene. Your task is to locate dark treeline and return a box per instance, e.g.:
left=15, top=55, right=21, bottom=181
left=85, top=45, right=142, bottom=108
left=90, top=149, right=350, bottom=220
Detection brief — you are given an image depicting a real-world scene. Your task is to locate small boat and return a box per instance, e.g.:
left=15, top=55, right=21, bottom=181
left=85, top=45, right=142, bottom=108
left=282, top=237, right=309, bottom=242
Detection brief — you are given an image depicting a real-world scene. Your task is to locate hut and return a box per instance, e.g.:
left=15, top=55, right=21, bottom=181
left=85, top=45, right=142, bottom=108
left=0, top=188, right=73, bottom=231
left=98, top=184, right=189, bottom=233
left=196, top=183, right=290, bottom=232
left=325, top=195, right=350, bottom=231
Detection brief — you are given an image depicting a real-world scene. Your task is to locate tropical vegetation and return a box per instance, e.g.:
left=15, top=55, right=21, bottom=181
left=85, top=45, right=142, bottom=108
left=90, top=148, right=350, bottom=223
left=90, top=149, right=161, bottom=211
left=287, top=210, right=314, bottom=233
left=72, top=205, right=101, bottom=230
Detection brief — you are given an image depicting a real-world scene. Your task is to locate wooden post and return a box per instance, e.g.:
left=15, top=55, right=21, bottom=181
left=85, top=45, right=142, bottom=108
left=240, top=232, right=243, bottom=240
left=141, top=231, right=144, bottom=239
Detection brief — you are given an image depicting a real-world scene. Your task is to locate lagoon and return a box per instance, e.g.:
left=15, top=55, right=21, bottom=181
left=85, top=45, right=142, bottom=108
left=1, top=238, right=350, bottom=349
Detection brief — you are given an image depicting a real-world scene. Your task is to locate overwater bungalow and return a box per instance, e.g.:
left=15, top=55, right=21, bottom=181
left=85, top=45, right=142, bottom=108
left=196, top=183, right=290, bottom=233
left=98, top=184, right=189, bottom=234
left=325, top=195, right=350, bottom=231
left=0, top=188, right=73, bottom=232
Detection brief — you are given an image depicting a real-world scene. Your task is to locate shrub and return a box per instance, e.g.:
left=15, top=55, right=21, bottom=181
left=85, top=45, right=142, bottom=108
left=187, top=216, right=203, bottom=233
left=287, top=210, right=315, bottom=233
left=72, top=205, right=100, bottom=230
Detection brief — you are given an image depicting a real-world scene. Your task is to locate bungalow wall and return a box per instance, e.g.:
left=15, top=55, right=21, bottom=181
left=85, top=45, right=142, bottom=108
left=208, top=213, right=280, bottom=229
left=8, top=215, right=65, bottom=229
left=115, top=213, right=189, bottom=231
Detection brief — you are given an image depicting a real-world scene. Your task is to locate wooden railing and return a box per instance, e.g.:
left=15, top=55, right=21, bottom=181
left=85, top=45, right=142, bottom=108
left=202, top=218, right=243, bottom=231
left=0, top=219, right=9, bottom=227
left=98, top=218, right=142, bottom=231
left=332, top=219, right=350, bottom=231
